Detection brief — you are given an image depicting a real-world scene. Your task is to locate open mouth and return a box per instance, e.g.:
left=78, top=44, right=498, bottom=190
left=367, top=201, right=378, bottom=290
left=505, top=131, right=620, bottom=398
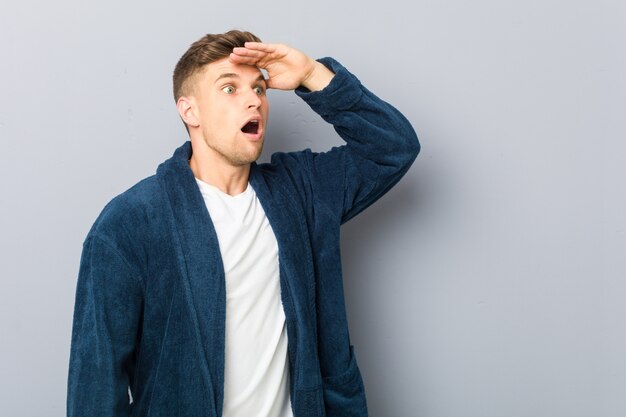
left=241, top=120, right=259, bottom=135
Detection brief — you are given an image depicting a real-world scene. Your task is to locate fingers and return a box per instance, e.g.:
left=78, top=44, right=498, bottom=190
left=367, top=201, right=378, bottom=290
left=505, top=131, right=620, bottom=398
left=229, top=49, right=264, bottom=66
left=229, top=45, right=274, bottom=67
left=242, top=42, right=278, bottom=53
left=229, top=42, right=287, bottom=61
left=230, top=42, right=278, bottom=60
left=231, top=46, right=265, bottom=58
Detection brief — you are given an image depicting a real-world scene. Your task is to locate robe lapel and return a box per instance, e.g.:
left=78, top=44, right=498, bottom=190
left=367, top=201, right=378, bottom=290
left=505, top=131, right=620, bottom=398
left=156, top=141, right=225, bottom=413
left=249, top=164, right=322, bottom=390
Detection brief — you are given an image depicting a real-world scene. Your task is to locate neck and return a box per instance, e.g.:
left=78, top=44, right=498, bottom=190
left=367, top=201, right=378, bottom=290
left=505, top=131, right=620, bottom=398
left=188, top=142, right=251, bottom=196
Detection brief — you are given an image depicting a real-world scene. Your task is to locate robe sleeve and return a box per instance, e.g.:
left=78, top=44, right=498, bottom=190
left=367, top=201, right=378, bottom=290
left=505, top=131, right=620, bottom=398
left=67, top=233, right=144, bottom=417
left=293, top=57, right=420, bottom=224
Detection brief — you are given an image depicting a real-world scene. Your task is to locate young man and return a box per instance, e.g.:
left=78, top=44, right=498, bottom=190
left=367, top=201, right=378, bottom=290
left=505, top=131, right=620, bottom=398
left=67, top=30, right=419, bottom=417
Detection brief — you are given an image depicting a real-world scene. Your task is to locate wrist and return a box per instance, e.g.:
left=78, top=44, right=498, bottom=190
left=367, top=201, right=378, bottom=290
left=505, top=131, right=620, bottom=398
left=301, top=61, right=335, bottom=92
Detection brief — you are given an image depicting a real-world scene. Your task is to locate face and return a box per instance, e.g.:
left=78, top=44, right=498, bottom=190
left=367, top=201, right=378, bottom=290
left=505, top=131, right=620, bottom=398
left=185, top=57, right=269, bottom=167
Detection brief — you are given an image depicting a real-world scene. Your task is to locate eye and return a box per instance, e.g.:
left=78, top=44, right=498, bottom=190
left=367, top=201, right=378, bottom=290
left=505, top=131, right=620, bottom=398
left=253, top=86, right=266, bottom=95
left=222, top=85, right=235, bottom=94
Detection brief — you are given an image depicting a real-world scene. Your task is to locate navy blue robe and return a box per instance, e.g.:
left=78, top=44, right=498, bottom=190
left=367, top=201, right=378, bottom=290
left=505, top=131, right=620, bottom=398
left=67, top=58, right=420, bottom=417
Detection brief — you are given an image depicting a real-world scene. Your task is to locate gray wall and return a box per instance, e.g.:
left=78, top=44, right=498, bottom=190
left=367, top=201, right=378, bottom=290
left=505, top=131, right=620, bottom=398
left=1, top=0, right=624, bottom=415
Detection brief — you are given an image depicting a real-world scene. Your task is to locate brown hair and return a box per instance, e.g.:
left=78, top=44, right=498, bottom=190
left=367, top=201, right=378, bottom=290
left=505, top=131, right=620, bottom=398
left=172, top=30, right=262, bottom=102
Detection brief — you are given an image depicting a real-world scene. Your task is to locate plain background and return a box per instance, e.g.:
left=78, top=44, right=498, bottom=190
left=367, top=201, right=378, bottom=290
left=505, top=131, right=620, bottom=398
left=1, top=0, right=624, bottom=416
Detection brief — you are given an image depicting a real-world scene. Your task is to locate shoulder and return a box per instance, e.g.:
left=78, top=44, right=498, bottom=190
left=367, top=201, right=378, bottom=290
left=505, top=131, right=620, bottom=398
left=87, top=174, right=165, bottom=245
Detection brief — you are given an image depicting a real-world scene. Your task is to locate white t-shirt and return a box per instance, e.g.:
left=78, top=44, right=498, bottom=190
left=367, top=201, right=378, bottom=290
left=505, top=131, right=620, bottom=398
left=195, top=178, right=293, bottom=417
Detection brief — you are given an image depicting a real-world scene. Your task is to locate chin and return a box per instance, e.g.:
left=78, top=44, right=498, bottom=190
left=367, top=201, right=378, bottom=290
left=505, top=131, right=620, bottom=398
left=247, top=141, right=265, bottom=162
left=231, top=148, right=264, bottom=166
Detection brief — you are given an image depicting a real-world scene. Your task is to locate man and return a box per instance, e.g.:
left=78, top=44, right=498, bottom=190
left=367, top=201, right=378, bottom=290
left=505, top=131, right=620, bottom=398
left=67, top=30, right=419, bottom=417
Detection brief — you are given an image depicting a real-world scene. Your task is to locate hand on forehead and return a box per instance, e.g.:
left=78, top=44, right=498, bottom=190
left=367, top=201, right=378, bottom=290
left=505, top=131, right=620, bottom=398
left=228, top=42, right=317, bottom=91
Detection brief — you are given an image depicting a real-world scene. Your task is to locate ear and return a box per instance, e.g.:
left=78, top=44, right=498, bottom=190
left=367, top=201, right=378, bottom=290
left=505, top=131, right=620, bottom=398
left=176, top=96, right=200, bottom=129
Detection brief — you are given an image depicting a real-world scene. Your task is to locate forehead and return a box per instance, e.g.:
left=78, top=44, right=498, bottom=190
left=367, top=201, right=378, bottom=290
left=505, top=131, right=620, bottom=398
left=202, top=57, right=264, bottom=81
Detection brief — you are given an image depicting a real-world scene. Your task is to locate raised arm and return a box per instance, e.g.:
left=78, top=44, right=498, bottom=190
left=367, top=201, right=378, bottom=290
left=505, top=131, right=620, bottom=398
left=235, top=41, right=419, bottom=222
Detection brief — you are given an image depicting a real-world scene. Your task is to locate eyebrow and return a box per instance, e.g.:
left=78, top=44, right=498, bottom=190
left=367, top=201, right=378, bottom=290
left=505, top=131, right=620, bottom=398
left=214, top=73, right=267, bottom=84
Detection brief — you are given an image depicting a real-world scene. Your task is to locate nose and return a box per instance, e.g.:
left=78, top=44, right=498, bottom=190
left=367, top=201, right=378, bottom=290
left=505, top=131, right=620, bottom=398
left=246, top=88, right=262, bottom=109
